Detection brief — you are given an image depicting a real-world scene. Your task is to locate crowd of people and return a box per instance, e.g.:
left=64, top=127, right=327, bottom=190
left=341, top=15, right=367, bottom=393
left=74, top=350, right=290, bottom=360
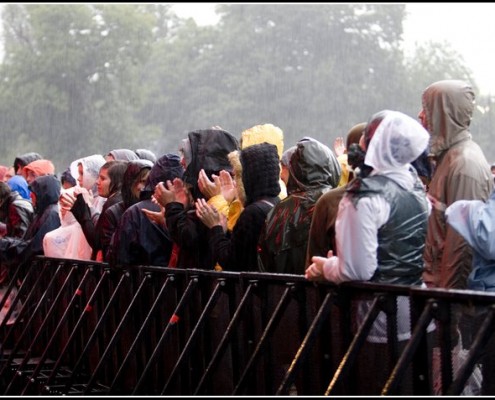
left=0, top=79, right=495, bottom=394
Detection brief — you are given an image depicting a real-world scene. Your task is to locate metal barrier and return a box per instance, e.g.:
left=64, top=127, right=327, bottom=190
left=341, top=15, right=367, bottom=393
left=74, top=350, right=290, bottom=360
left=0, top=256, right=493, bottom=395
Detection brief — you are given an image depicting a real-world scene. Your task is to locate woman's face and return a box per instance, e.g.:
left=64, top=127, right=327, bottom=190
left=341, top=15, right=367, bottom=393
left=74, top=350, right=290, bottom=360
left=77, top=163, right=84, bottom=188
left=96, top=167, right=111, bottom=198
left=131, top=170, right=150, bottom=200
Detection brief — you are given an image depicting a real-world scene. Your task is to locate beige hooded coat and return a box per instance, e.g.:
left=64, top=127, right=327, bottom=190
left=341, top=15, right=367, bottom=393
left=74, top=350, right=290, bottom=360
left=422, top=80, right=493, bottom=289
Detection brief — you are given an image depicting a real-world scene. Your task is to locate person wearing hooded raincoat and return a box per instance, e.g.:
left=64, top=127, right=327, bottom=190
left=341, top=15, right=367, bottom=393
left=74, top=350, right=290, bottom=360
left=43, top=185, right=93, bottom=261
left=255, top=137, right=340, bottom=394
left=135, top=148, right=157, bottom=164
left=239, top=123, right=287, bottom=199
left=0, top=181, right=34, bottom=240
left=420, top=80, right=494, bottom=291
left=153, top=128, right=239, bottom=270
left=0, top=180, right=34, bottom=283
left=446, top=190, right=495, bottom=395
left=109, top=154, right=184, bottom=268
left=7, top=175, right=31, bottom=201
left=22, top=159, right=56, bottom=184
left=0, top=174, right=60, bottom=325
left=105, top=148, right=140, bottom=162
left=196, top=142, right=281, bottom=272
left=13, top=152, right=42, bottom=177
left=62, top=154, right=107, bottom=222
left=0, top=174, right=61, bottom=279
left=280, top=145, right=297, bottom=187
left=304, top=122, right=366, bottom=267
left=104, top=159, right=153, bottom=264
left=194, top=123, right=287, bottom=234
left=45, top=154, right=106, bottom=260
left=305, top=110, right=434, bottom=395
left=258, top=136, right=341, bottom=274
left=68, top=160, right=128, bottom=261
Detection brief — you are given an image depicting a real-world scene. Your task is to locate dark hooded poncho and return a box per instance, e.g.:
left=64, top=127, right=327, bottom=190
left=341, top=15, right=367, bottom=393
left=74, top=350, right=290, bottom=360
left=166, top=129, right=240, bottom=270
left=108, top=154, right=184, bottom=268
left=258, top=137, right=341, bottom=274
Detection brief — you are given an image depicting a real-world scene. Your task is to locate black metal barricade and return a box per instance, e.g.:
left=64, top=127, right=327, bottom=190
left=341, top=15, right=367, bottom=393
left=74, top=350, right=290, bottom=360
left=0, top=256, right=493, bottom=396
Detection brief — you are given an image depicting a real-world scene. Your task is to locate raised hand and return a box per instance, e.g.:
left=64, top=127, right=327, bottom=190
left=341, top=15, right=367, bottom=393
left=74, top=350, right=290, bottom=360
left=219, top=170, right=237, bottom=204
left=195, top=198, right=225, bottom=230
left=142, top=203, right=166, bottom=226
left=333, top=136, right=346, bottom=157
left=154, top=180, right=176, bottom=207
left=198, top=169, right=220, bottom=199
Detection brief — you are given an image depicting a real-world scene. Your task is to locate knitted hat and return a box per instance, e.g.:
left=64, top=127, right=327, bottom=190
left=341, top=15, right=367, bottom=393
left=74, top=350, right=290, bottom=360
left=232, top=142, right=280, bottom=206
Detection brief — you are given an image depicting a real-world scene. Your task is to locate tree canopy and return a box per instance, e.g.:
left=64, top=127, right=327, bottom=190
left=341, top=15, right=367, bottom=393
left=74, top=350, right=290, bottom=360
left=0, top=3, right=492, bottom=170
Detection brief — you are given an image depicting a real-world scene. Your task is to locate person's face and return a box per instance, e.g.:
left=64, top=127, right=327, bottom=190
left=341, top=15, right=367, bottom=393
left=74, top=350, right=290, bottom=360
left=4, top=167, right=14, bottom=182
left=25, top=170, right=39, bottom=185
left=359, top=132, right=366, bottom=151
left=131, top=170, right=150, bottom=199
left=97, top=167, right=111, bottom=198
left=280, top=164, right=290, bottom=185
left=77, top=163, right=84, bottom=188
left=62, top=180, right=74, bottom=190
left=418, top=109, right=428, bottom=130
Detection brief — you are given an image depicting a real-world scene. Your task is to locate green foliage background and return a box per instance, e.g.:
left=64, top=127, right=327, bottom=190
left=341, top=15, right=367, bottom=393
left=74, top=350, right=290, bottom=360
left=0, top=3, right=493, bottom=171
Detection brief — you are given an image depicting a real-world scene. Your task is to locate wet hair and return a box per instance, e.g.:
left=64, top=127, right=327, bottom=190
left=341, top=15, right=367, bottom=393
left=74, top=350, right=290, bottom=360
left=105, top=160, right=129, bottom=196
left=60, top=168, right=77, bottom=187
left=363, top=110, right=391, bottom=150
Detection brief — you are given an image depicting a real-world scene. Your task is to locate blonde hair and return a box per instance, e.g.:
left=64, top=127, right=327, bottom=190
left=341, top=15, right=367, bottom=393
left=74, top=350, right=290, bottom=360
left=240, top=123, right=284, bottom=159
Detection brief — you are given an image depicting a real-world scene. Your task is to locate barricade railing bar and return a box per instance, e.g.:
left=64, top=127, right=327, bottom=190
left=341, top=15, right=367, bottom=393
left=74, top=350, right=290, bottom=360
left=0, top=256, right=493, bottom=396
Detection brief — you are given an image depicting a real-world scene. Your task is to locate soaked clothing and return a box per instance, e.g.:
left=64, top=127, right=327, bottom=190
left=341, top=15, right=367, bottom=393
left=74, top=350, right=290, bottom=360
left=71, top=191, right=123, bottom=260
left=109, top=154, right=183, bottom=268
left=421, top=80, right=493, bottom=289
left=208, top=142, right=281, bottom=272
left=0, top=175, right=61, bottom=276
left=258, top=137, right=341, bottom=274
left=105, top=160, right=153, bottom=265
left=112, top=200, right=174, bottom=267
left=166, top=129, right=239, bottom=270
left=0, top=191, right=33, bottom=239
left=7, top=175, right=31, bottom=200
left=347, top=173, right=428, bottom=285
left=314, top=111, right=432, bottom=343
left=446, top=190, right=495, bottom=292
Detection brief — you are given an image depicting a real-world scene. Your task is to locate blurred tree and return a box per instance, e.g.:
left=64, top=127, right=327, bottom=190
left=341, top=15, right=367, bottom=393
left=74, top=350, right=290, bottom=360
left=0, top=4, right=162, bottom=170
left=140, top=4, right=414, bottom=147
left=0, top=3, right=489, bottom=171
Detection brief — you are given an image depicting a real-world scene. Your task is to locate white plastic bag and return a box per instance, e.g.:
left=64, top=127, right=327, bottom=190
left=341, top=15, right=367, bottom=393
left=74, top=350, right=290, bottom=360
left=432, top=342, right=482, bottom=396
